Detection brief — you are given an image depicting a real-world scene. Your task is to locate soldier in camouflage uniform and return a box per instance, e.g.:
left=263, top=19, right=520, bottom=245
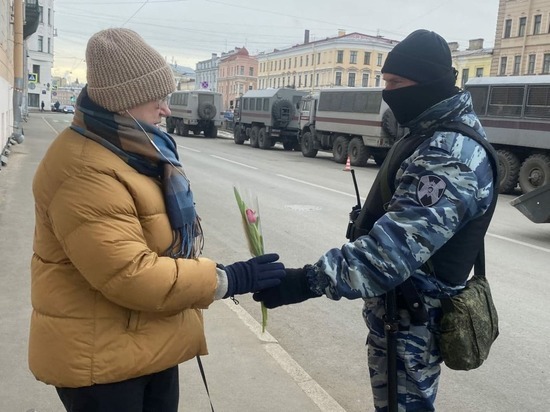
left=254, top=29, right=497, bottom=411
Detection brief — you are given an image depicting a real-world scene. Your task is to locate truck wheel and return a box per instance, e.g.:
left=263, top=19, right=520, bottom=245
left=198, top=103, right=216, bottom=120
left=301, top=131, right=318, bottom=158
left=166, top=118, right=175, bottom=134
left=333, top=136, right=349, bottom=164
left=205, top=125, right=218, bottom=138
left=250, top=126, right=260, bottom=148
left=175, top=119, right=183, bottom=136
left=234, top=124, right=245, bottom=144
left=497, top=149, right=520, bottom=193
left=348, top=137, right=370, bottom=167
left=519, top=153, right=550, bottom=193
left=258, top=128, right=271, bottom=149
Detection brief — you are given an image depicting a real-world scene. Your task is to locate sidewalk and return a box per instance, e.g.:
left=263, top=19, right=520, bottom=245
left=0, top=114, right=337, bottom=412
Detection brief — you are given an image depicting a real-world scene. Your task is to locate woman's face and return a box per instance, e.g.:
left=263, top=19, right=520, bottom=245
left=125, top=96, right=171, bottom=126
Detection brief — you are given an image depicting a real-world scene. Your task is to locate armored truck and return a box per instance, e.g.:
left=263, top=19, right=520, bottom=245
left=465, top=75, right=550, bottom=194
left=233, top=88, right=308, bottom=150
left=298, top=87, right=404, bottom=166
left=166, top=90, right=223, bottom=138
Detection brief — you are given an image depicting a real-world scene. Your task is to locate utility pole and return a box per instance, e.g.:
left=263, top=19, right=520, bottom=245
left=12, top=0, right=25, bottom=144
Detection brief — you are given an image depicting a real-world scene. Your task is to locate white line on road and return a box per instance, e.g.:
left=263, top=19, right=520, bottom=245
left=177, top=145, right=201, bottom=153
left=210, top=155, right=258, bottom=169
left=487, top=232, right=550, bottom=253
left=277, top=173, right=363, bottom=200
left=42, top=117, right=59, bottom=135
left=223, top=299, right=346, bottom=412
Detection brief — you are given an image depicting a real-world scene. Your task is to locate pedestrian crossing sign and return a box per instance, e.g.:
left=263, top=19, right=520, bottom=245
left=28, top=73, right=38, bottom=83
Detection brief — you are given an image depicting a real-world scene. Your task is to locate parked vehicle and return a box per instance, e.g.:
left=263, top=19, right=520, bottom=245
left=465, top=75, right=550, bottom=194
left=166, top=90, right=223, bottom=138
left=298, top=87, right=404, bottom=166
left=62, top=105, right=75, bottom=114
left=233, top=88, right=308, bottom=150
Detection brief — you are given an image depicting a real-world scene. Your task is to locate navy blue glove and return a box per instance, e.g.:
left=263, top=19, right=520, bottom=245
left=223, top=253, right=285, bottom=298
left=252, top=266, right=321, bottom=308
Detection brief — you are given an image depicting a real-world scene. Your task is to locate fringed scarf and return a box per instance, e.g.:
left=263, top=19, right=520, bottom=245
left=71, top=86, right=203, bottom=258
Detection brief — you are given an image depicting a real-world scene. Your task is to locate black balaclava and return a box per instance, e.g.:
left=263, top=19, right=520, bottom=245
left=381, top=29, right=459, bottom=125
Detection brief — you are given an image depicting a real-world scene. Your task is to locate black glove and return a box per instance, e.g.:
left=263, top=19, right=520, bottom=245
left=252, top=266, right=321, bottom=308
left=223, top=253, right=285, bottom=298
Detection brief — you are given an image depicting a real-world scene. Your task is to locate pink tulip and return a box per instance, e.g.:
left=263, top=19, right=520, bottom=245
left=245, top=208, right=257, bottom=224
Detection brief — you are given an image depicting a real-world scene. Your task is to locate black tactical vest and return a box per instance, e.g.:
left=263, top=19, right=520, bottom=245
left=348, top=122, right=499, bottom=286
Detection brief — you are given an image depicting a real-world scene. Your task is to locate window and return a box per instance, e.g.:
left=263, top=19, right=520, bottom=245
left=348, top=73, right=356, bottom=87
left=499, top=56, right=507, bottom=75
left=476, top=67, right=484, bottom=77
left=543, top=53, right=550, bottom=74
left=526, top=85, right=550, bottom=118
left=38, top=36, right=43, bottom=52
left=488, top=86, right=524, bottom=117
left=263, top=98, right=269, bottom=111
left=335, top=72, right=342, bottom=86
left=534, top=14, right=542, bottom=35
left=504, top=19, right=512, bottom=38
left=47, top=37, right=51, bottom=54
left=518, top=17, right=526, bottom=36
left=283, top=60, right=286, bottom=70
left=298, top=75, right=302, bottom=87
left=255, top=98, right=262, bottom=111
left=306, top=55, right=309, bottom=66
left=39, top=6, right=43, bottom=23
left=377, top=53, right=383, bottom=66
left=240, top=66, right=244, bottom=75
left=375, top=74, right=381, bottom=87
left=300, top=56, right=303, bottom=67
left=364, top=52, right=371, bottom=65
left=316, top=73, right=319, bottom=86
left=288, top=58, right=291, bottom=69
left=317, top=53, right=321, bottom=64
left=528, top=54, right=536, bottom=74
left=33, top=64, right=40, bottom=83
left=48, top=8, right=51, bottom=26
left=249, top=67, right=254, bottom=76
left=350, top=51, right=357, bottom=64
left=336, top=50, right=344, bottom=64
left=362, top=72, right=370, bottom=87
left=513, top=56, right=521, bottom=75
left=461, top=68, right=469, bottom=87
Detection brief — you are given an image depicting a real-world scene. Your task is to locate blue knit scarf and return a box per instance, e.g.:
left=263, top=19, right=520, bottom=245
left=71, top=86, right=203, bottom=258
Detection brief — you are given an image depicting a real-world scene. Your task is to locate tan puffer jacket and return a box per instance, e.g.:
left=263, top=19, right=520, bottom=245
left=29, top=128, right=218, bottom=388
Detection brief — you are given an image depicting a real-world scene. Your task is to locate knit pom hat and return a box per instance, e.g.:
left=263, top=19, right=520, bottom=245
left=85, top=28, right=175, bottom=112
left=382, top=29, right=454, bottom=84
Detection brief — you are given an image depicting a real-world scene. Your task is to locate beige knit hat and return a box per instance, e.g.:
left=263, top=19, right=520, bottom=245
left=85, top=28, right=176, bottom=112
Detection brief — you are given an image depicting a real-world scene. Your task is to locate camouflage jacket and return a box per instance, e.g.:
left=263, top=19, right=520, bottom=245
left=309, top=91, right=495, bottom=300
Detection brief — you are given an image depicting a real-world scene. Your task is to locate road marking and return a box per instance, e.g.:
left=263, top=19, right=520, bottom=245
left=210, top=155, right=258, bottom=169
left=277, top=173, right=362, bottom=200
left=42, top=117, right=59, bottom=135
left=176, top=144, right=200, bottom=153
left=223, top=300, right=346, bottom=412
left=487, top=233, right=550, bottom=253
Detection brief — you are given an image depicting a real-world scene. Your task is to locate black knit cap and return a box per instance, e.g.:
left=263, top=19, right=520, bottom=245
left=382, top=29, right=453, bottom=83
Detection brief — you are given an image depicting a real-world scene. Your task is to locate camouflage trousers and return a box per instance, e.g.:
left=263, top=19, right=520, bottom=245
left=363, top=294, right=443, bottom=412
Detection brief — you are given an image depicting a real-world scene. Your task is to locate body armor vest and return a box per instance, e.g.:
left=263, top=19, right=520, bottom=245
left=348, top=122, right=498, bottom=286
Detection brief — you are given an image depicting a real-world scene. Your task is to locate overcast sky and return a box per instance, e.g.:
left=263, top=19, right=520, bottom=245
left=52, top=0, right=500, bottom=82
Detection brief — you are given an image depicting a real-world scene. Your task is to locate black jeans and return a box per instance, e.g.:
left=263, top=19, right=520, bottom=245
left=56, top=366, right=179, bottom=412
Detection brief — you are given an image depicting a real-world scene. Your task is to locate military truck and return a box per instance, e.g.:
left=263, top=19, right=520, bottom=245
left=465, top=75, right=550, bottom=194
left=166, top=90, right=223, bottom=138
left=298, top=87, right=404, bottom=166
left=233, top=88, right=308, bottom=150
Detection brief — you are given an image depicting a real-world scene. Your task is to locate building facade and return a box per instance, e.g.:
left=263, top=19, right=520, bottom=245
left=217, top=47, right=257, bottom=110
left=492, top=0, right=550, bottom=76
left=450, top=39, right=493, bottom=87
left=256, top=30, right=398, bottom=92
left=195, top=53, right=220, bottom=92
left=26, top=0, right=54, bottom=110
left=1, top=0, right=15, bottom=154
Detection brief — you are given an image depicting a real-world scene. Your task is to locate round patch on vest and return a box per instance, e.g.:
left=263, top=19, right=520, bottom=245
left=417, top=175, right=446, bottom=206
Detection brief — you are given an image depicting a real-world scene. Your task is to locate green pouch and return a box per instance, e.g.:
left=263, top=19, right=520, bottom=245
left=439, top=275, right=499, bottom=371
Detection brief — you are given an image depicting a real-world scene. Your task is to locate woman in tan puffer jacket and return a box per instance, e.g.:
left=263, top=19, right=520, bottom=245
left=29, top=28, right=285, bottom=412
